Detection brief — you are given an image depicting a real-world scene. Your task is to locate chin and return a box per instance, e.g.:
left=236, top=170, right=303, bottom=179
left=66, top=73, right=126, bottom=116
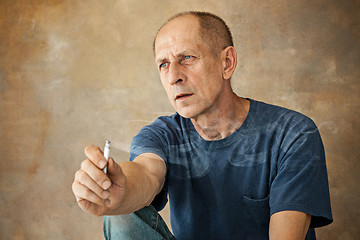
left=175, top=107, right=202, bottom=119
left=177, top=112, right=192, bottom=119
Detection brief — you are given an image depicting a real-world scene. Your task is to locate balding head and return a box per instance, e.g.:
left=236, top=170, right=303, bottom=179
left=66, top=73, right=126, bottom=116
left=154, top=11, right=234, bottom=57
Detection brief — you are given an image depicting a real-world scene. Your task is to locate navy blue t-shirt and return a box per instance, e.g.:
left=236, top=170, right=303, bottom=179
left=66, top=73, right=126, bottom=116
left=130, top=99, right=333, bottom=239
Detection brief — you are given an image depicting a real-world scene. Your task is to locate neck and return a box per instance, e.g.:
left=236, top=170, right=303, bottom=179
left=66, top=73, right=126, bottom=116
left=190, top=92, right=250, bottom=141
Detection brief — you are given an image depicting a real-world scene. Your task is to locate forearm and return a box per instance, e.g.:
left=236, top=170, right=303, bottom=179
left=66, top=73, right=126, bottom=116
left=269, top=211, right=311, bottom=240
left=114, top=160, right=163, bottom=215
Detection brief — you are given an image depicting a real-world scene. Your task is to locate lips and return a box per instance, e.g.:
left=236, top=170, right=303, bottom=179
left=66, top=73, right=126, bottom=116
left=175, top=93, right=193, bottom=100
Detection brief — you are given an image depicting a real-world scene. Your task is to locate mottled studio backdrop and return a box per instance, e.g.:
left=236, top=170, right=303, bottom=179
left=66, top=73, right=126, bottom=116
left=0, top=0, right=359, bottom=239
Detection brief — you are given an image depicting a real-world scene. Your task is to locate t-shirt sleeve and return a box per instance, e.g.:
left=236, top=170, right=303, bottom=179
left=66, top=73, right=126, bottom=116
left=129, top=123, right=169, bottom=211
left=269, top=115, right=333, bottom=228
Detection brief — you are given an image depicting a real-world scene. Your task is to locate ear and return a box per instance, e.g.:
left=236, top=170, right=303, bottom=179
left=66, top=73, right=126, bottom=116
left=221, top=46, right=237, bottom=80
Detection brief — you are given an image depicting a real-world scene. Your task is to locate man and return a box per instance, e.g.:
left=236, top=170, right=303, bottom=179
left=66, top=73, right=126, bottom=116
left=72, top=12, right=333, bottom=239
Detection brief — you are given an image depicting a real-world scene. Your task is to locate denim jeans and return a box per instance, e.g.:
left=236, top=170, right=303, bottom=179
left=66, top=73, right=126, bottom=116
left=103, top=205, right=176, bottom=240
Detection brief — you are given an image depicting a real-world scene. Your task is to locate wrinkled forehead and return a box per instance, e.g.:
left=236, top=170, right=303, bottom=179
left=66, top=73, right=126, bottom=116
left=154, top=15, right=202, bottom=55
left=154, top=35, right=209, bottom=65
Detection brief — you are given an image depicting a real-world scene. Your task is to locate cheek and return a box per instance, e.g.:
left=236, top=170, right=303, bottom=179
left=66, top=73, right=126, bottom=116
left=160, top=79, right=173, bottom=100
left=160, top=76, right=168, bottom=90
left=196, top=72, right=223, bottom=99
left=159, top=75, right=166, bottom=87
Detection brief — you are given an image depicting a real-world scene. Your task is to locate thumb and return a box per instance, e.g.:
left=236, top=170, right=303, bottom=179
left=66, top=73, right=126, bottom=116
left=107, top=157, right=126, bottom=187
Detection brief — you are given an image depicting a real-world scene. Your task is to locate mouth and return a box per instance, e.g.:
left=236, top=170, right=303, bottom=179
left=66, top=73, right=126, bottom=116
left=175, top=93, right=193, bottom=101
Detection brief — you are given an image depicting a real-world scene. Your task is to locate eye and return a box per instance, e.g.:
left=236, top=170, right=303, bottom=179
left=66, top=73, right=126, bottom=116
left=159, top=62, right=168, bottom=69
left=184, top=56, right=192, bottom=60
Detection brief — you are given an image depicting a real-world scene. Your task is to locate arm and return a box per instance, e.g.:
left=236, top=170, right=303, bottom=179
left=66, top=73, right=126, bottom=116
left=72, top=145, right=166, bottom=216
left=269, top=210, right=311, bottom=240
left=268, top=116, right=332, bottom=235
left=118, top=152, right=166, bottom=214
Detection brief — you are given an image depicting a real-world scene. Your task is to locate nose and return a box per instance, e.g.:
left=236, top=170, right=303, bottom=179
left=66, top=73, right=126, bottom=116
left=168, top=62, right=184, bottom=85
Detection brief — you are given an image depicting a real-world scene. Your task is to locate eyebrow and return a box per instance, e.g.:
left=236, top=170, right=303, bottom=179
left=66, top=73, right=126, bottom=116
left=156, top=51, right=194, bottom=64
left=156, top=57, right=167, bottom=65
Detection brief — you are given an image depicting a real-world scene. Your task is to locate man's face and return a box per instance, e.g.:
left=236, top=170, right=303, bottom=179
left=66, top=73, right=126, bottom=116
left=154, top=15, right=226, bottom=119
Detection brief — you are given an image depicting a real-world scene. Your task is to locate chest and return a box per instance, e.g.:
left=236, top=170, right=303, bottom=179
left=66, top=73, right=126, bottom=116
left=166, top=139, right=278, bottom=201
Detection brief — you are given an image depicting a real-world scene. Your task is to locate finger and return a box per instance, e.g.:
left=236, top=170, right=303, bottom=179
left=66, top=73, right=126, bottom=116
left=107, top=157, right=126, bottom=188
left=76, top=199, right=107, bottom=216
left=72, top=180, right=107, bottom=207
left=84, top=145, right=107, bottom=170
left=103, top=158, right=126, bottom=208
left=75, top=170, right=110, bottom=199
left=81, top=159, right=112, bottom=190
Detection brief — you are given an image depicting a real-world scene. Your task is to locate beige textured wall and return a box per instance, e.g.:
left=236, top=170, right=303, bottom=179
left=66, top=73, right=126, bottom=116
left=1, top=0, right=359, bottom=239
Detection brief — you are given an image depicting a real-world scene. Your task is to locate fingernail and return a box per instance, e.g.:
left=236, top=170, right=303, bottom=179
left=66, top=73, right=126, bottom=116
left=105, top=199, right=111, bottom=206
left=102, top=191, right=110, bottom=199
left=99, top=160, right=107, bottom=169
left=103, top=180, right=111, bottom=190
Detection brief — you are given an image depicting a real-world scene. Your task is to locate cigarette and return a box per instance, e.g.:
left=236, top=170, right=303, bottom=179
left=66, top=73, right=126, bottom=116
left=103, top=140, right=111, bottom=174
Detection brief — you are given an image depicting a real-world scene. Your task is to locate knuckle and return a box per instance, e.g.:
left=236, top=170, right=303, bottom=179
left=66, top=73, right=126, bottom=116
left=84, top=144, right=99, bottom=156
left=84, top=145, right=93, bottom=155
left=83, top=188, right=92, bottom=199
left=72, top=182, right=83, bottom=199
left=74, top=169, right=81, bottom=179
left=80, top=159, right=89, bottom=170
left=71, top=181, right=77, bottom=193
left=75, top=170, right=86, bottom=183
left=77, top=199, right=90, bottom=211
left=93, top=175, right=104, bottom=187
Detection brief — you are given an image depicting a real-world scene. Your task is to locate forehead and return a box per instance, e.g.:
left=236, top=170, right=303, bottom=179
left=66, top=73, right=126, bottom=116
left=155, top=15, right=207, bottom=59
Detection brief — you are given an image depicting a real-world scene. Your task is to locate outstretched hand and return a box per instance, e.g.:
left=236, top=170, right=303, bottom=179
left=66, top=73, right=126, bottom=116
left=72, top=145, right=127, bottom=216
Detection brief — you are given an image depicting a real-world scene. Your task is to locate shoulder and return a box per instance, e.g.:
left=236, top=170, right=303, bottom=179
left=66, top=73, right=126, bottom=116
left=129, top=113, right=182, bottom=160
left=143, top=113, right=187, bottom=135
left=133, top=112, right=190, bottom=144
left=247, top=99, right=321, bottom=152
left=250, top=99, right=317, bottom=130
left=151, top=113, right=183, bottom=129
